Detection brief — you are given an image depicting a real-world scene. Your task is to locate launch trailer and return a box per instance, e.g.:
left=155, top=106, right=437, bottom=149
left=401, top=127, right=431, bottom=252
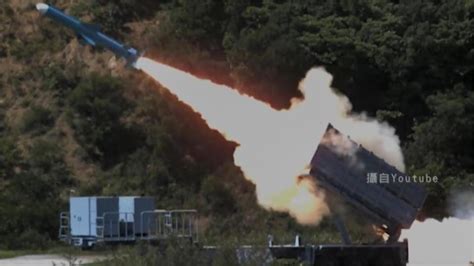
left=268, top=237, right=409, bottom=266
left=266, top=124, right=426, bottom=265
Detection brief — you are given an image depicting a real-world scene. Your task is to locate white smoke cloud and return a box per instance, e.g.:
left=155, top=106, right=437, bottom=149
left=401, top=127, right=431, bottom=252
left=449, top=190, right=474, bottom=219
left=403, top=218, right=474, bottom=266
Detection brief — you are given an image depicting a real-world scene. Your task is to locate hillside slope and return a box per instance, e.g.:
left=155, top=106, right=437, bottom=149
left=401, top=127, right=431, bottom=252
left=0, top=0, right=472, bottom=250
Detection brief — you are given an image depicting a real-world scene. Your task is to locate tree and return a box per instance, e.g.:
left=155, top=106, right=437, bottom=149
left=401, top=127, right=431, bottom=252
left=0, top=139, right=73, bottom=249
left=201, top=175, right=237, bottom=216
left=0, top=137, right=21, bottom=180
left=67, top=73, right=142, bottom=167
left=405, top=87, right=474, bottom=217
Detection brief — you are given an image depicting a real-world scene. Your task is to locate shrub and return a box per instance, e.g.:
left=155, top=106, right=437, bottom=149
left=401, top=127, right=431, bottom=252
left=201, top=175, right=237, bottom=216
left=67, top=73, right=143, bottom=166
left=19, top=105, right=54, bottom=134
left=16, top=229, right=50, bottom=250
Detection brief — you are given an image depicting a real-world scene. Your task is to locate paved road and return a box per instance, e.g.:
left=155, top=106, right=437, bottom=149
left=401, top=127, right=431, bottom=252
left=0, top=254, right=104, bottom=266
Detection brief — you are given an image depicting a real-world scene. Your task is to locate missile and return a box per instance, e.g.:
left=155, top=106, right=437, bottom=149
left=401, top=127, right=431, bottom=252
left=36, top=3, right=140, bottom=68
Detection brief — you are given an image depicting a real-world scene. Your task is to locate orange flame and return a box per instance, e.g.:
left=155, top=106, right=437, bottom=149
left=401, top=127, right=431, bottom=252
left=135, top=57, right=404, bottom=225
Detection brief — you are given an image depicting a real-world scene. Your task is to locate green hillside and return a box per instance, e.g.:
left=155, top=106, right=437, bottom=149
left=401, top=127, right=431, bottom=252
left=0, top=0, right=472, bottom=251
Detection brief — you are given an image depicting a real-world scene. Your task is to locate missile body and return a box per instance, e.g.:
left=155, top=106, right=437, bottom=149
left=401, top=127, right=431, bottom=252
left=36, top=3, right=139, bottom=67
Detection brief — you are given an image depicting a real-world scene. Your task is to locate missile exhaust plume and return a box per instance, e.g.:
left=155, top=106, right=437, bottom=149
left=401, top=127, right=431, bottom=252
left=135, top=57, right=405, bottom=224
left=403, top=217, right=474, bottom=266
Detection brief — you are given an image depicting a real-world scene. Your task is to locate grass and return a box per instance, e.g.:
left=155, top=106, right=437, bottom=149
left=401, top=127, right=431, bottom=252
left=0, top=249, right=37, bottom=259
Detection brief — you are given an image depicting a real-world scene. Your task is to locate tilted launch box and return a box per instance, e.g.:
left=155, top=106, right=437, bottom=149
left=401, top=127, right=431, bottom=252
left=270, top=124, right=427, bottom=266
left=310, top=124, right=426, bottom=241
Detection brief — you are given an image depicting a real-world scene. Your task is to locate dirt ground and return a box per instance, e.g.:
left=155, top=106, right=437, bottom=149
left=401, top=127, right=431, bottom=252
left=0, top=254, right=104, bottom=265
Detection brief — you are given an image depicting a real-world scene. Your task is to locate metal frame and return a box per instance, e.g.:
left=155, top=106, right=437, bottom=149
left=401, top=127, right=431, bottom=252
left=99, top=212, right=137, bottom=242
left=139, top=210, right=198, bottom=242
left=60, top=208, right=198, bottom=247
left=58, top=211, right=70, bottom=241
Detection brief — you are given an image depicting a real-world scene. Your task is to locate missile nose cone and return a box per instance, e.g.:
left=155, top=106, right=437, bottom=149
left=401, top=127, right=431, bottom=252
left=36, top=3, right=48, bottom=14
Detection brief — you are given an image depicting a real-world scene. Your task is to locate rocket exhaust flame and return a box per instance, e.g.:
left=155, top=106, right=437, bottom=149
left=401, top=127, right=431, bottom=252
left=135, top=57, right=405, bottom=225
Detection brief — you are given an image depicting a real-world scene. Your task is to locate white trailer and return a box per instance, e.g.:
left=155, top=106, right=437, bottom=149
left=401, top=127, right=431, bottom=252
left=59, top=196, right=197, bottom=248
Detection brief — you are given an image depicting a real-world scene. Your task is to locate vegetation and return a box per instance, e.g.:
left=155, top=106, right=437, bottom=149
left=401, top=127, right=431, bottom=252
left=0, top=0, right=471, bottom=256
left=0, top=137, right=73, bottom=249
left=19, top=105, right=54, bottom=134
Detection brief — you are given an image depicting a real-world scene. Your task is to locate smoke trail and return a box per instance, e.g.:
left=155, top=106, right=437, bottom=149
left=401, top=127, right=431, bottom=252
left=136, top=58, right=404, bottom=224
